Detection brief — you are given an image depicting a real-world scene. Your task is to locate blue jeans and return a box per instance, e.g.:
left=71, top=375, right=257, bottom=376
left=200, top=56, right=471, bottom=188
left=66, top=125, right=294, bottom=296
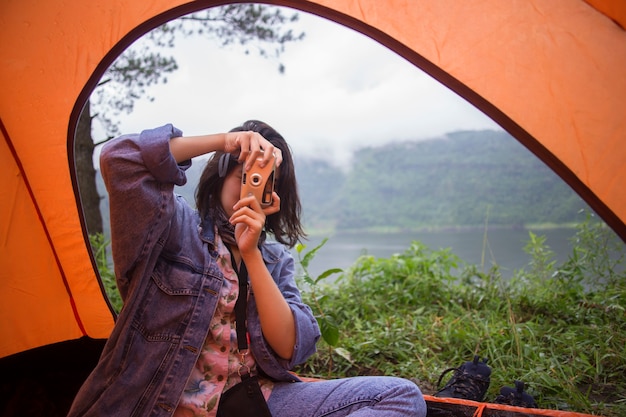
left=267, top=376, right=426, bottom=416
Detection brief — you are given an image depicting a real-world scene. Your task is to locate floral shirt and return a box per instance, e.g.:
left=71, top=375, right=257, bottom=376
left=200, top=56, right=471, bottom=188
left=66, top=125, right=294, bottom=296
left=175, top=232, right=274, bottom=416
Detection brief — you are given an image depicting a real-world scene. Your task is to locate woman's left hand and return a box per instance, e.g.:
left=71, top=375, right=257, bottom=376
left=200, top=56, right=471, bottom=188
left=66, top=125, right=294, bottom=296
left=230, top=192, right=280, bottom=255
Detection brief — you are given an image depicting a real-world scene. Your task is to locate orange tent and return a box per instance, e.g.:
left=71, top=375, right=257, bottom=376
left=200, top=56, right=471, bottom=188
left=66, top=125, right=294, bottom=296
left=1, top=0, right=624, bottom=414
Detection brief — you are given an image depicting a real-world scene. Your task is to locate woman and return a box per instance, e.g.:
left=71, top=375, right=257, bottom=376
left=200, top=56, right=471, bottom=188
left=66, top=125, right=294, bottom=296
left=69, top=121, right=426, bottom=417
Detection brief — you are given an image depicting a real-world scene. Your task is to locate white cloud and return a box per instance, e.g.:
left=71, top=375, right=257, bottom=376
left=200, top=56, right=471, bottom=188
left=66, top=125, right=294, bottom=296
left=116, top=8, right=500, bottom=166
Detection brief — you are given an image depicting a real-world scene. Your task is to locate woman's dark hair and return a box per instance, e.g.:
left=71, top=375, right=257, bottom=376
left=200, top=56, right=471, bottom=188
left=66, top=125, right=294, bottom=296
left=195, top=120, right=305, bottom=248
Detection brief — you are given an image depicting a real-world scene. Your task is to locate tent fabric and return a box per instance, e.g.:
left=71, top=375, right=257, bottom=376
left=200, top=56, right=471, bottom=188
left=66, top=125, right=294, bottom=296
left=1, top=0, right=625, bottom=363
left=424, top=394, right=598, bottom=417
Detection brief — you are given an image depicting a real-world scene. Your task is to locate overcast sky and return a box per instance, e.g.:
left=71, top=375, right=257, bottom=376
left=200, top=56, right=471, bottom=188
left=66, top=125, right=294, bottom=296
left=114, top=7, right=501, bottom=166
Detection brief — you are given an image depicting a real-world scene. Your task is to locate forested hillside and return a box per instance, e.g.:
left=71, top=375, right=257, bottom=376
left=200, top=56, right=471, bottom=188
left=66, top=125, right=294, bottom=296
left=296, top=129, right=590, bottom=231
left=98, top=129, right=591, bottom=235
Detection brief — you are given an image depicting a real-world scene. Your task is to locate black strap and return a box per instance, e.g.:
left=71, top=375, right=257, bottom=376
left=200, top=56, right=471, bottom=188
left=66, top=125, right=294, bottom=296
left=230, top=250, right=249, bottom=352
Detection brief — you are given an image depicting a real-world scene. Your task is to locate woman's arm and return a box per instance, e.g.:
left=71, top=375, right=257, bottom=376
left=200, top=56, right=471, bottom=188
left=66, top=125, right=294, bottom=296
left=168, top=133, right=225, bottom=163
left=230, top=194, right=296, bottom=360
left=241, top=247, right=296, bottom=360
left=169, top=131, right=281, bottom=169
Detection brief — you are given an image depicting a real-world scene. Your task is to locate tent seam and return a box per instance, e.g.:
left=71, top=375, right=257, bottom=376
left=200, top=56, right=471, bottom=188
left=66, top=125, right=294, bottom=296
left=0, top=118, right=88, bottom=337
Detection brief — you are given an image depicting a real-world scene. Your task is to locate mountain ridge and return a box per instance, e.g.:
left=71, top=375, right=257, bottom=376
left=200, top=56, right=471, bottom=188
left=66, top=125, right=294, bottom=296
left=97, top=129, right=590, bottom=235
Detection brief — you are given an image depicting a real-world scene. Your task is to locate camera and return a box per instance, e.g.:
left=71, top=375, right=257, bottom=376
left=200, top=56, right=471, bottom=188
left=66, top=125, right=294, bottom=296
left=240, top=153, right=276, bottom=207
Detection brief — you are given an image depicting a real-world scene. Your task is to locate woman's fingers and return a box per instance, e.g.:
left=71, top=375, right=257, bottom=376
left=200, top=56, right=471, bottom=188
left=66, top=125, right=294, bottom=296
left=232, top=131, right=277, bottom=171
left=272, top=147, right=283, bottom=168
left=231, top=196, right=265, bottom=228
left=262, top=193, right=281, bottom=216
left=230, top=197, right=266, bottom=252
left=226, top=131, right=279, bottom=164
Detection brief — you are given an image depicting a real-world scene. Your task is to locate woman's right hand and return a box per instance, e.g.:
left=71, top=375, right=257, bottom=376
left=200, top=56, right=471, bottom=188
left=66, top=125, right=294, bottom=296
left=224, top=130, right=283, bottom=171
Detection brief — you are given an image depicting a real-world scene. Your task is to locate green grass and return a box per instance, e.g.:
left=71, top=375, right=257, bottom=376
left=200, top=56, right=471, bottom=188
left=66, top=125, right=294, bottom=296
left=295, top=216, right=626, bottom=416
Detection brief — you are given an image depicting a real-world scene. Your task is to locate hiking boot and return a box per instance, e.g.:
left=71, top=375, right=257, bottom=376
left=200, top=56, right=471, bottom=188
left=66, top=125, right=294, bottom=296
left=494, top=380, right=538, bottom=408
left=434, top=355, right=491, bottom=401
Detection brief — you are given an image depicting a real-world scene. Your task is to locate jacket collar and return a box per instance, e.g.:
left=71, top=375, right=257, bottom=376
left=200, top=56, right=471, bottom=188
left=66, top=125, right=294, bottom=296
left=198, top=214, right=217, bottom=247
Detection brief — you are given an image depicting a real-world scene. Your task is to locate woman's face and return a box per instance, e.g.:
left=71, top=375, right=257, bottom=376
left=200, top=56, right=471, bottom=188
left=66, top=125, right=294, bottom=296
left=220, top=164, right=243, bottom=217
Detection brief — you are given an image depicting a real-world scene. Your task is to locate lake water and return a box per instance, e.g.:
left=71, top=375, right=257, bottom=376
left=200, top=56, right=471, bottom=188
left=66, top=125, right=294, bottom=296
left=292, top=228, right=580, bottom=280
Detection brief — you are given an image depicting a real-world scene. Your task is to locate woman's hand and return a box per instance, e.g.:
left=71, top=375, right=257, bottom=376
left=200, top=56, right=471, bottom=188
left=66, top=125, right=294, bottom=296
left=230, top=195, right=263, bottom=256
left=224, top=131, right=283, bottom=171
left=229, top=192, right=279, bottom=255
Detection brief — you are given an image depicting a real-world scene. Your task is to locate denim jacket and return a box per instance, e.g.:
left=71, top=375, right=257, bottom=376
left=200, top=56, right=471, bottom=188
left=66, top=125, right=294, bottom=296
left=69, top=125, right=320, bottom=417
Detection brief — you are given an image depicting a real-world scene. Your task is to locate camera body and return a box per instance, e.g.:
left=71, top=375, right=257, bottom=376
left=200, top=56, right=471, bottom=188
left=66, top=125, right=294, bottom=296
left=240, top=153, right=276, bottom=207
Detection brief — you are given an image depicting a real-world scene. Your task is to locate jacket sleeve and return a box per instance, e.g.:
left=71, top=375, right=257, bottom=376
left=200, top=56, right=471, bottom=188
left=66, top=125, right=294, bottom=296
left=99, top=124, right=190, bottom=299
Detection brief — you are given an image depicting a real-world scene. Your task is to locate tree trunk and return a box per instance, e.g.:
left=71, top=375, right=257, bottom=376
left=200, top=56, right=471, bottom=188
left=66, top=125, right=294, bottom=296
left=74, top=101, right=103, bottom=235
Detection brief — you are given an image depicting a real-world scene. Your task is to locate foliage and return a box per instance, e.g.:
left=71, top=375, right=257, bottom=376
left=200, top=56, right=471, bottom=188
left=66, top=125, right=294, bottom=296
left=89, top=233, right=122, bottom=313
left=295, top=216, right=626, bottom=416
left=294, top=157, right=346, bottom=230
left=92, top=4, right=304, bottom=138
left=297, top=130, right=592, bottom=231
left=295, top=239, right=344, bottom=376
